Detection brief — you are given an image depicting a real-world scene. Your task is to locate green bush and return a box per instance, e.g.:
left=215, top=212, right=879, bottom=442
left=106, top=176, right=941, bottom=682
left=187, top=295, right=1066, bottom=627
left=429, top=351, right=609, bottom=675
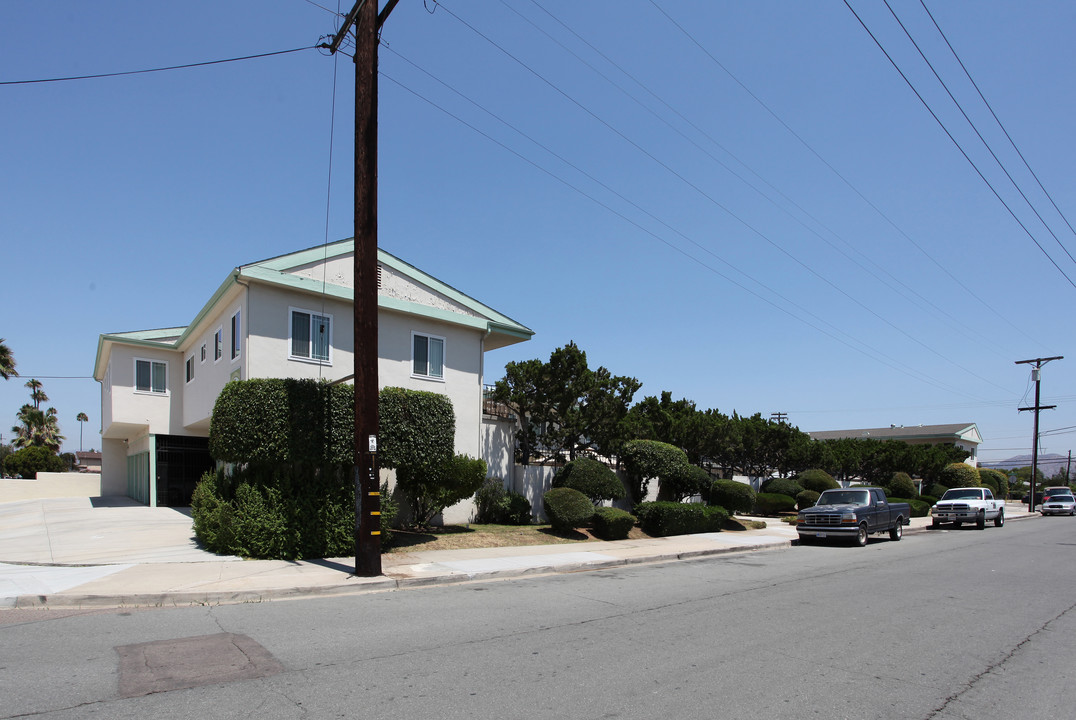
left=708, top=479, right=756, bottom=514
left=591, top=507, right=637, bottom=540
left=474, top=478, right=533, bottom=525
left=760, top=478, right=805, bottom=498
left=796, top=490, right=820, bottom=511
left=552, top=457, right=625, bottom=503
left=500, top=491, right=534, bottom=525
left=889, top=472, right=917, bottom=498
left=755, top=492, right=797, bottom=515
left=657, top=464, right=712, bottom=502
left=2, top=446, right=66, bottom=478
left=978, top=468, right=1009, bottom=497
left=938, top=462, right=980, bottom=489
left=890, top=497, right=930, bottom=517
left=795, top=469, right=839, bottom=493
left=925, top=483, right=948, bottom=499
left=635, top=502, right=728, bottom=537
left=378, top=481, right=399, bottom=547
left=620, top=440, right=690, bottom=503
left=918, top=494, right=938, bottom=508
left=474, top=477, right=507, bottom=523
left=543, top=487, right=594, bottom=530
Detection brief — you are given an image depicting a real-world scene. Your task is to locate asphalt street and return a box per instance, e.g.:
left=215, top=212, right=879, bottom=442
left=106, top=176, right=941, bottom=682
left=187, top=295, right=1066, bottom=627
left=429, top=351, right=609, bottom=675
left=2, top=513, right=1073, bottom=719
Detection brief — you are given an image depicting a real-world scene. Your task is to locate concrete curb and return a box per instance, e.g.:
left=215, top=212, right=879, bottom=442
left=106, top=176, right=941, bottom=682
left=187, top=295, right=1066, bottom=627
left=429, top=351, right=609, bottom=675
left=9, top=539, right=793, bottom=609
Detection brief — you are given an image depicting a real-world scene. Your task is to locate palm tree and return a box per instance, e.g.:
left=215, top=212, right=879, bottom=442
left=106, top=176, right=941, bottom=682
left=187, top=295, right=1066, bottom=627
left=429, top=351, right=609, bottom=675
left=0, top=338, right=16, bottom=380
left=25, top=378, right=47, bottom=409
left=76, top=412, right=89, bottom=452
left=11, top=405, right=64, bottom=452
left=42, top=407, right=64, bottom=453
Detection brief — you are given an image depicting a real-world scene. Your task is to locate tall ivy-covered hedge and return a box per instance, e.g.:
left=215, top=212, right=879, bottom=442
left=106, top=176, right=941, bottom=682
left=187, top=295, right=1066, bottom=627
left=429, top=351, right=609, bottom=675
left=209, top=378, right=354, bottom=465
left=194, top=380, right=457, bottom=558
left=620, top=439, right=689, bottom=503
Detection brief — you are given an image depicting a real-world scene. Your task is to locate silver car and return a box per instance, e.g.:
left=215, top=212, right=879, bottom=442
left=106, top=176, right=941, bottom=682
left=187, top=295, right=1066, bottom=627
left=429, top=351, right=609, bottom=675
left=1041, top=493, right=1076, bottom=516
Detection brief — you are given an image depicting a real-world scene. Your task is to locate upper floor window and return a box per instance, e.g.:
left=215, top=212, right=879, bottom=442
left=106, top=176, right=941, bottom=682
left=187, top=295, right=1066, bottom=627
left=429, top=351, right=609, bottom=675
left=412, top=332, right=444, bottom=379
left=135, top=359, right=167, bottom=394
left=185, top=357, right=194, bottom=384
left=214, top=327, right=223, bottom=361
left=200, top=343, right=207, bottom=363
left=290, top=308, right=332, bottom=363
left=230, top=310, right=241, bottom=361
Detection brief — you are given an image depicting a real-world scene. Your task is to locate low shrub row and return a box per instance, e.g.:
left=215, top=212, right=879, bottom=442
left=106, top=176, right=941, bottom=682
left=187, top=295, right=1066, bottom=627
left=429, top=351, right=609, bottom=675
left=635, top=501, right=728, bottom=537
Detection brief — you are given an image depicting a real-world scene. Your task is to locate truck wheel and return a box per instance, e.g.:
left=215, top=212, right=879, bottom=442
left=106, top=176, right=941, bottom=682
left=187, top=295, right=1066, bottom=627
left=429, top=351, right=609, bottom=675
left=994, top=510, right=1005, bottom=527
left=855, top=523, right=868, bottom=547
left=976, top=511, right=986, bottom=530
left=889, top=518, right=903, bottom=541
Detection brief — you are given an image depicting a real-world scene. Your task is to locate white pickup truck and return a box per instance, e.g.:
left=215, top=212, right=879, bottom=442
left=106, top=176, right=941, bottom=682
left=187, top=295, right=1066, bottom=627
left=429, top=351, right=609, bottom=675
left=930, top=487, right=1005, bottom=529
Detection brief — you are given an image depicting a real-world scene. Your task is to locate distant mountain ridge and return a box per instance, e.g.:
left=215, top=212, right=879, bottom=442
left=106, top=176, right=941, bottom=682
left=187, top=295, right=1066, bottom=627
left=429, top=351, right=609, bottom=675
left=980, top=453, right=1069, bottom=478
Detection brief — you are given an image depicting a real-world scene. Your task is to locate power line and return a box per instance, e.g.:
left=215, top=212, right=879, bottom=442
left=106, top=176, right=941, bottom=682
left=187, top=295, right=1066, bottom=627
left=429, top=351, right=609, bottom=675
left=843, top=0, right=1076, bottom=291
left=920, top=0, right=1076, bottom=256
left=883, top=0, right=1076, bottom=269
left=0, top=47, right=315, bottom=86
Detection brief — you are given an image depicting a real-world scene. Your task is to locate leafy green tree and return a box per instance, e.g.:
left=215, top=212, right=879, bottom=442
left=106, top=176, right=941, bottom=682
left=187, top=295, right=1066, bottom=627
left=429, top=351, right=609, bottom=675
left=3, top=446, right=66, bottom=478
left=0, top=338, right=16, bottom=380
left=397, top=454, right=488, bottom=529
left=938, top=462, right=981, bottom=489
left=490, top=358, right=546, bottom=465
left=657, top=464, right=712, bottom=502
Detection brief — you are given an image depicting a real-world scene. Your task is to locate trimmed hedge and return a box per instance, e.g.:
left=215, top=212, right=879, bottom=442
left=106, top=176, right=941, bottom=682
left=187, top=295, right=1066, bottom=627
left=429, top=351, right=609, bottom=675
left=620, top=440, right=689, bottom=503
left=658, top=464, right=712, bottom=502
left=755, top=492, right=797, bottom=515
left=708, top=479, right=756, bottom=514
left=635, top=502, right=728, bottom=537
left=543, top=487, right=594, bottom=530
left=760, top=478, right=805, bottom=498
left=938, top=462, right=981, bottom=489
left=193, top=380, right=461, bottom=558
left=889, top=472, right=917, bottom=498
left=552, top=457, right=625, bottom=503
left=796, top=490, right=820, bottom=511
left=890, top=497, right=930, bottom=517
left=795, top=469, right=840, bottom=493
left=591, top=507, right=637, bottom=540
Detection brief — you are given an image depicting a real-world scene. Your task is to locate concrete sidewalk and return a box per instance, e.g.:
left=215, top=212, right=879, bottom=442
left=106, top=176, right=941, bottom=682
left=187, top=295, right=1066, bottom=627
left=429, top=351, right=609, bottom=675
left=0, top=497, right=1036, bottom=609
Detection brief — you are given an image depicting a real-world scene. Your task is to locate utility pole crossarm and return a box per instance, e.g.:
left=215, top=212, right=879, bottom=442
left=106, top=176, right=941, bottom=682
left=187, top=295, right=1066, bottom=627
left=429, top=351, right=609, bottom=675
left=1015, top=355, right=1064, bottom=511
left=325, top=0, right=400, bottom=55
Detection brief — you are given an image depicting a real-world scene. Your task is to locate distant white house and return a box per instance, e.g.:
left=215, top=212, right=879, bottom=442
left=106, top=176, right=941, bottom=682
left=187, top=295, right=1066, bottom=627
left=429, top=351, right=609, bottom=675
left=807, top=423, right=982, bottom=467
left=93, top=239, right=533, bottom=520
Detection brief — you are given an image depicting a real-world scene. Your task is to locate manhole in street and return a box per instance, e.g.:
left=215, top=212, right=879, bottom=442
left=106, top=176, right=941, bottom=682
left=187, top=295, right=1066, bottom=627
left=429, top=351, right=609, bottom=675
left=115, top=632, right=283, bottom=698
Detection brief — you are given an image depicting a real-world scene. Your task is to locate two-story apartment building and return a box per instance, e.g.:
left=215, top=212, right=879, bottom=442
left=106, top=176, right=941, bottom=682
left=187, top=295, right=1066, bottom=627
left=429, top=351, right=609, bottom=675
left=93, top=240, right=533, bottom=517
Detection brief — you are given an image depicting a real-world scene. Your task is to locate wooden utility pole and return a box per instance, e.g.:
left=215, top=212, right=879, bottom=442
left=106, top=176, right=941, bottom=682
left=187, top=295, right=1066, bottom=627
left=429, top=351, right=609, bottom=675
left=326, top=0, right=401, bottom=577
left=1016, top=356, right=1062, bottom=510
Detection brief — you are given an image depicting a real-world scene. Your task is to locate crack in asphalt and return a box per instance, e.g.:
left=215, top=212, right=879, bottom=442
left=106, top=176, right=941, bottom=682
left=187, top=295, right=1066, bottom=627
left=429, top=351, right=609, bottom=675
left=922, top=599, right=1076, bottom=719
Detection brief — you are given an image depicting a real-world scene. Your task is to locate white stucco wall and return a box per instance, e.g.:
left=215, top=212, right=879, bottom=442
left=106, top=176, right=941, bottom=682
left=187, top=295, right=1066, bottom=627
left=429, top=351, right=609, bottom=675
left=102, top=344, right=183, bottom=437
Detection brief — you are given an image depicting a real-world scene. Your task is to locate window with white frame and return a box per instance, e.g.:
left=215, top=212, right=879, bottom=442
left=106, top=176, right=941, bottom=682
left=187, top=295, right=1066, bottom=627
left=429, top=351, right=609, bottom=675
left=185, top=357, right=194, bottom=384
left=289, top=308, right=332, bottom=363
left=200, top=343, right=207, bottom=363
left=135, top=359, right=167, bottom=394
left=412, top=332, right=445, bottom=379
left=214, top=327, right=223, bottom=361
left=230, top=310, right=241, bottom=360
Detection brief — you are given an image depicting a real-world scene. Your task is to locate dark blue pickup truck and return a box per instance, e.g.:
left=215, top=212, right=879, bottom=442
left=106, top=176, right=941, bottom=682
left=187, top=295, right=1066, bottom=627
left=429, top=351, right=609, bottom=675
left=796, top=487, right=910, bottom=546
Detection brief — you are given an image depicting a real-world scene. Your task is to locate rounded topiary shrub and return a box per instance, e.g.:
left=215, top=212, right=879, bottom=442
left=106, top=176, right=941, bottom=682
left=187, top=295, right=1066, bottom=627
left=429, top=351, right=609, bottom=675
left=978, top=468, right=1009, bottom=498
left=926, top=483, right=948, bottom=499
left=760, top=478, right=805, bottom=498
left=543, top=487, right=594, bottom=530
left=795, top=469, right=839, bottom=493
left=938, top=462, right=981, bottom=489
left=551, top=457, right=625, bottom=504
left=708, top=479, right=756, bottom=514
left=889, top=472, right=916, bottom=498
left=889, top=498, right=930, bottom=517
left=657, top=464, right=712, bottom=502
left=474, top=477, right=507, bottom=523
left=591, top=507, right=636, bottom=540
left=755, top=492, right=797, bottom=515
left=635, top=502, right=727, bottom=537
left=796, top=490, right=820, bottom=511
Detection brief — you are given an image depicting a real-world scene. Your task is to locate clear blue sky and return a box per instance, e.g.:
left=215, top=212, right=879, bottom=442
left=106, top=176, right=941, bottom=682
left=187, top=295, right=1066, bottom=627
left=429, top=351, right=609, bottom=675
left=2, top=1, right=1073, bottom=466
